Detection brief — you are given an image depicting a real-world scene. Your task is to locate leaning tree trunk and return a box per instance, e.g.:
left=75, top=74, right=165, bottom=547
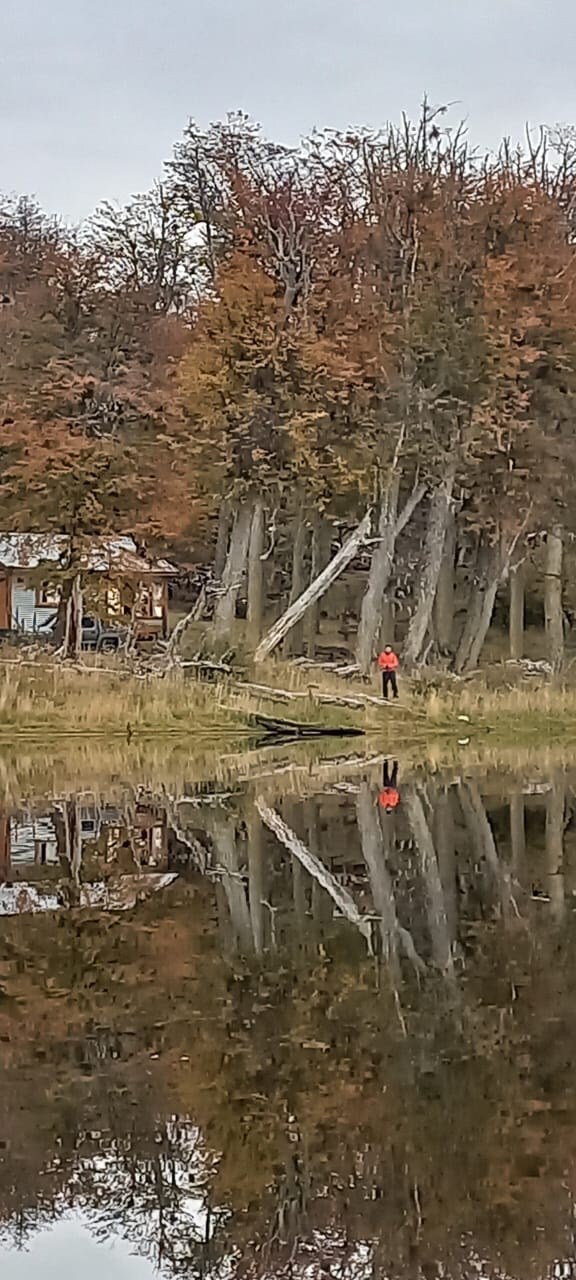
left=212, top=497, right=254, bottom=644
left=454, top=541, right=503, bottom=674
left=509, top=561, right=525, bottom=660
left=356, top=479, right=400, bottom=675
left=544, top=525, right=564, bottom=674
left=282, top=510, right=310, bottom=658
left=247, top=498, right=265, bottom=646
left=256, top=511, right=372, bottom=664
left=305, top=514, right=332, bottom=659
left=403, top=465, right=455, bottom=671
left=432, top=509, right=456, bottom=654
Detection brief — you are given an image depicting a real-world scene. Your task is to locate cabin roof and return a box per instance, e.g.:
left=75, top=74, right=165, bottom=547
left=0, top=534, right=176, bottom=576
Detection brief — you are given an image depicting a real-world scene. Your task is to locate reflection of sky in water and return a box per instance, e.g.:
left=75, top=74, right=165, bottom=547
left=0, top=1218, right=156, bottom=1277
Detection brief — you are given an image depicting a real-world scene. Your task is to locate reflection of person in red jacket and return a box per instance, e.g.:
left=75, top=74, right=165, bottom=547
left=379, top=760, right=400, bottom=813
left=377, top=646, right=400, bottom=700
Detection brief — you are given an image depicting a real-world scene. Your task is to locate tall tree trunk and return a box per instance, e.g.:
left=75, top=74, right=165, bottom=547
left=404, top=788, right=455, bottom=977
left=545, top=525, right=564, bottom=673
left=282, top=511, right=309, bottom=658
left=546, top=769, right=565, bottom=920
left=214, top=499, right=232, bottom=580
left=379, top=597, right=396, bottom=650
left=247, top=810, right=265, bottom=953
left=356, top=479, right=400, bottom=675
left=256, top=511, right=372, bottom=664
left=403, top=465, right=455, bottom=671
left=212, top=497, right=254, bottom=644
left=247, top=498, right=265, bottom=647
left=509, top=793, right=525, bottom=873
left=509, top=562, right=525, bottom=660
left=356, top=782, right=400, bottom=973
left=458, top=780, right=511, bottom=918
left=454, top=541, right=502, bottom=674
left=305, top=514, right=332, bottom=659
left=433, top=510, right=456, bottom=654
left=432, top=787, right=458, bottom=944
left=212, top=814, right=252, bottom=951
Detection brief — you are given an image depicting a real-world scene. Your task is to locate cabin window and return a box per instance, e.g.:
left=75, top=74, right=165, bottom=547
left=36, top=583, right=61, bottom=607
left=151, top=582, right=164, bottom=618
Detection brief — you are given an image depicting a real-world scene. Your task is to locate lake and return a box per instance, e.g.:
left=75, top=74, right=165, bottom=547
left=0, top=742, right=575, bottom=1278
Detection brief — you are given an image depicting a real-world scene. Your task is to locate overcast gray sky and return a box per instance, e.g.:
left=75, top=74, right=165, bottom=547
left=0, top=0, right=575, bottom=223
left=0, top=1220, right=155, bottom=1277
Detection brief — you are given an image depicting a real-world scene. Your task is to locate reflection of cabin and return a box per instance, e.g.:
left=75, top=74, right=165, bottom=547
left=0, top=534, right=176, bottom=638
left=0, top=803, right=169, bottom=881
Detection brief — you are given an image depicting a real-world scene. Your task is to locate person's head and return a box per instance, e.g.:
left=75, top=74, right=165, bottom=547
left=384, top=645, right=392, bottom=653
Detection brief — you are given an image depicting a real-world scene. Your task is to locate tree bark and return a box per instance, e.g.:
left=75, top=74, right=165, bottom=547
left=356, top=480, right=400, bottom=675
left=509, top=562, right=525, bottom=660
left=454, top=541, right=502, bottom=674
left=433, top=510, right=456, bottom=654
left=212, top=497, right=254, bottom=644
left=546, top=769, right=565, bottom=920
left=545, top=525, right=564, bottom=673
left=305, top=514, right=332, bottom=659
left=214, top=498, right=232, bottom=580
left=247, top=498, right=265, bottom=647
left=403, top=465, right=455, bottom=670
left=247, top=810, right=265, bottom=953
left=404, top=788, right=455, bottom=976
left=433, top=787, right=458, bottom=944
left=509, top=793, right=525, bottom=873
left=212, top=814, right=252, bottom=952
left=282, top=511, right=309, bottom=658
left=458, top=780, right=511, bottom=917
left=356, top=782, right=400, bottom=974
left=379, top=597, right=396, bottom=650
left=256, top=511, right=372, bottom=664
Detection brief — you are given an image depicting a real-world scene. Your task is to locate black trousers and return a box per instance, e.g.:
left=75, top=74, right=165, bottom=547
left=383, top=760, right=398, bottom=788
left=382, top=671, right=398, bottom=699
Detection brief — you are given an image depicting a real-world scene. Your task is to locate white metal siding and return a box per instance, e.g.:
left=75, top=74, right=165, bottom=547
left=11, top=583, right=55, bottom=633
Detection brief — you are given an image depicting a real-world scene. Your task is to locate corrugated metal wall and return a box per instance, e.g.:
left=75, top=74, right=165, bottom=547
left=11, top=582, right=55, bottom=633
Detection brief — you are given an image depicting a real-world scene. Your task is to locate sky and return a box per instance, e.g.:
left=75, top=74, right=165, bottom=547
left=1, top=0, right=576, bottom=223
left=0, top=1219, right=156, bottom=1278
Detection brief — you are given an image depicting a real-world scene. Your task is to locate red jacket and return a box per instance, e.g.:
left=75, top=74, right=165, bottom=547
left=378, top=650, right=399, bottom=671
left=379, top=787, right=400, bottom=809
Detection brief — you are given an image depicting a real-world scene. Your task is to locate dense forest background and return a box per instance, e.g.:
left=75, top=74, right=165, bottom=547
left=3, top=103, right=576, bottom=672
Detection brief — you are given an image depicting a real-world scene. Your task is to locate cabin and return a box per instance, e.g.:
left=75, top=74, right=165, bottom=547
left=0, top=534, right=176, bottom=638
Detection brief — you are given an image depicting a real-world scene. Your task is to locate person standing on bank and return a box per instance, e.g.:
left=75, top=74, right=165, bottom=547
left=378, top=645, right=400, bottom=699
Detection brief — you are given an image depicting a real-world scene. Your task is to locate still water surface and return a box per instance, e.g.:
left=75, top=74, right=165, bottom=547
left=0, top=747, right=575, bottom=1278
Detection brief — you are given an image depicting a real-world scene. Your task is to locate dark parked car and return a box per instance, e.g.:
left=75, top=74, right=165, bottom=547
left=38, top=614, right=128, bottom=652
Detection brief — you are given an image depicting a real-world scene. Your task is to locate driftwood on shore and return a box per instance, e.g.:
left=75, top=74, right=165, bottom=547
left=252, top=712, right=365, bottom=739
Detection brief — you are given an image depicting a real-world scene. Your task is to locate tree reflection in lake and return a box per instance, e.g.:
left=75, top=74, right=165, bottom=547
left=1, top=756, right=576, bottom=1277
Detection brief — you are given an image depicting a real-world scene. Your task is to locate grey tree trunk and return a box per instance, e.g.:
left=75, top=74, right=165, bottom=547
left=509, top=562, right=525, bottom=660
left=356, top=782, right=400, bottom=973
left=282, top=511, right=309, bottom=658
left=546, top=769, right=565, bottom=920
left=305, top=515, right=332, bottom=658
left=379, top=598, right=396, bottom=650
left=544, top=526, right=564, bottom=673
left=454, top=542, right=502, bottom=674
left=247, top=810, right=265, bottom=953
left=432, top=787, right=458, bottom=944
left=212, top=814, right=252, bottom=952
left=458, top=780, right=511, bottom=918
left=404, top=788, right=455, bottom=977
left=356, top=479, right=400, bottom=675
left=403, top=465, right=456, bottom=670
left=247, top=498, right=265, bottom=647
left=214, top=499, right=232, bottom=579
left=509, top=793, right=525, bottom=873
left=433, top=510, right=456, bottom=653
left=212, top=497, right=254, bottom=644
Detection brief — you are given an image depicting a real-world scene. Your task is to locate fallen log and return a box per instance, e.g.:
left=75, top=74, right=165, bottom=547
left=256, top=798, right=373, bottom=946
left=254, top=511, right=372, bottom=662
left=233, top=679, right=399, bottom=711
left=252, top=713, right=365, bottom=739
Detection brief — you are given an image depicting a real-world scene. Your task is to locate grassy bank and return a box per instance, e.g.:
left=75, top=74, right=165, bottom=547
left=1, top=650, right=576, bottom=747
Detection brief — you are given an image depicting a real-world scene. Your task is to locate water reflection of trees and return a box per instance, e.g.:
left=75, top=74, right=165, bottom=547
left=1, top=765, right=576, bottom=1277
